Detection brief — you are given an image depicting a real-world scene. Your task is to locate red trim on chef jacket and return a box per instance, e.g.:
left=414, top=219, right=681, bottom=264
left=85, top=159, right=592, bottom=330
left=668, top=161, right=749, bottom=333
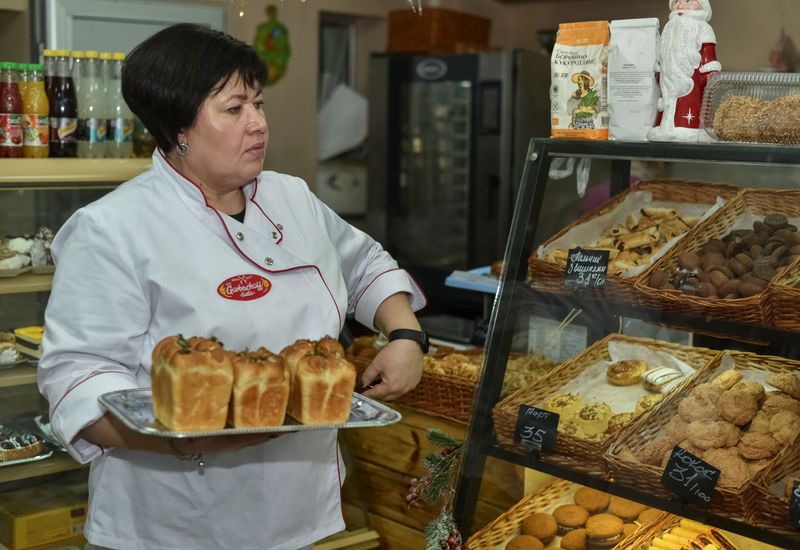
left=51, top=370, right=132, bottom=416
left=158, top=150, right=344, bottom=331
left=249, top=197, right=284, bottom=244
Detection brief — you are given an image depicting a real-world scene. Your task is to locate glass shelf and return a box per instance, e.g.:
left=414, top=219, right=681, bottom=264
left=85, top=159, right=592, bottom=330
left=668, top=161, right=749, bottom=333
left=0, top=158, right=151, bottom=187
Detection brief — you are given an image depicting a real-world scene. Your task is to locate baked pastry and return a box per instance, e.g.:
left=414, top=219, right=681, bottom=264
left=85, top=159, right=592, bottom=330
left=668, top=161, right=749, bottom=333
left=543, top=392, right=584, bottom=422
left=573, top=487, right=610, bottom=514
left=635, top=393, right=663, bottom=415
left=151, top=335, right=234, bottom=431
left=665, top=415, right=689, bottom=444
left=607, top=496, right=647, bottom=522
left=560, top=528, right=587, bottom=550
left=585, top=514, right=623, bottom=549
left=762, top=392, right=800, bottom=416
left=642, top=367, right=684, bottom=392
left=606, top=359, right=647, bottom=386
left=622, top=523, right=637, bottom=537
left=637, top=437, right=675, bottom=467
left=637, top=507, right=665, bottom=525
left=718, top=389, right=758, bottom=426
left=521, top=513, right=557, bottom=544
left=0, top=426, right=45, bottom=461
left=736, top=432, right=780, bottom=460
left=552, top=504, right=589, bottom=535
left=731, top=380, right=766, bottom=405
left=505, top=535, right=544, bottom=550
left=767, top=372, right=800, bottom=400
left=712, top=369, right=743, bottom=391
left=606, top=412, right=635, bottom=434
left=769, top=409, right=800, bottom=445
left=575, top=403, right=613, bottom=435
left=702, top=447, right=751, bottom=486
left=14, top=326, right=44, bottom=358
left=689, top=383, right=723, bottom=404
left=748, top=458, right=771, bottom=476
left=686, top=419, right=739, bottom=450
left=748, top=410, right=772, bottom=433
left=227, top=348, right=290, bottom=428
left=0, top=341, right=19, bottom=364
left=280, top=338, right=357, bottom=425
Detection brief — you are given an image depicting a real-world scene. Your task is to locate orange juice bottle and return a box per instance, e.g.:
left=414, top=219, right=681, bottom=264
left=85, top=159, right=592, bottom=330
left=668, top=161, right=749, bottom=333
left=23, top=63, right=49, bottom=158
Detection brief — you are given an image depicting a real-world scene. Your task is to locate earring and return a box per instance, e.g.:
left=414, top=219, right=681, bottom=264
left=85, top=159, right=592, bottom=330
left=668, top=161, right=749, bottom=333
left=176, top=142, right=190, bottom=157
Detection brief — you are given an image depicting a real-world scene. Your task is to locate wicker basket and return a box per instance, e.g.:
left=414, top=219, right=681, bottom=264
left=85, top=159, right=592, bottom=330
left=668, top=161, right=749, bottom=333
left=619, top=513, right=679, bottom=550
left=493, top=334, right=720, bottom=479
left=769, top=257, right=800, bottom=333
left=605, top=350, right=800, bottom=520
left=636, top=188, right=800, bottom=328
left=465, top=479, right=651, bottom=549
left=388, top=8, right=491, bottom=53
left=529, top=180, right=740, bottom=307
left=751, top=442, right=800, bottom=535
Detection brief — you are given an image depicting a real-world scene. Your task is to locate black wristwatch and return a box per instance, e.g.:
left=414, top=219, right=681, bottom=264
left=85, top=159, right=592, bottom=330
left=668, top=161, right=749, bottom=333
left=388, top=329, right=430, bottom=354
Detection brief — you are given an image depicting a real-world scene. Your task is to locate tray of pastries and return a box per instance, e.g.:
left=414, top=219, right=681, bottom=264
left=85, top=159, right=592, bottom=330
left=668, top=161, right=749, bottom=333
left=0, top=424, right=52, bottom=467
left=99, top=334, right=401, bottom=437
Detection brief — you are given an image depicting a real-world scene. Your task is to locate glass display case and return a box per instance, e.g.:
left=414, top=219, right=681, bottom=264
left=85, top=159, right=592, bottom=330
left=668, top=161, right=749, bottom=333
left=453, top=138, right=800, bottom=549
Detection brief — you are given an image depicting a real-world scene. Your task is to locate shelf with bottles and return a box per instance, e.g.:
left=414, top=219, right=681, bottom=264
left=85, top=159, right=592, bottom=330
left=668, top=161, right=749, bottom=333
left=0, top=157, right=151, bottom=187
left=453, top=138, right=800, bottom=549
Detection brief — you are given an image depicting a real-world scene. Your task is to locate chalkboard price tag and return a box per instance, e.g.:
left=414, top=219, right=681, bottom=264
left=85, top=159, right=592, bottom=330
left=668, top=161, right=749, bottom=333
left=661, top=446, right=720, bottom=506
left=564, top=248, right=609, bottom=289
left=513, top=404, right=558, bottom=452
left=790, top=480, right=800, bottom=530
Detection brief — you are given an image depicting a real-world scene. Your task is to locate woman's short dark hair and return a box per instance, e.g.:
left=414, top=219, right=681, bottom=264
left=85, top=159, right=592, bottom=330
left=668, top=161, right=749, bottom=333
left=122, top=23, right=267, bottom=153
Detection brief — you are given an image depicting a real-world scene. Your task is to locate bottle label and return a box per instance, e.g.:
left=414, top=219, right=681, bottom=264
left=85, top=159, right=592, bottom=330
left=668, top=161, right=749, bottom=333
left=77, top=118, right=107, bottom=143
left=110, top=118, right=134, bottom=143
left=22, top=114, right=49, bottom=146
left=50, top=117, right=78, bottom=143
left=0, top=114, right=23, bottom=148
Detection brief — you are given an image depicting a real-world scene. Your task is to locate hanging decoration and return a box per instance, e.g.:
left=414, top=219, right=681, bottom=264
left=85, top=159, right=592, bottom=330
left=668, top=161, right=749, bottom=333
left=405, top=429, right=464, bottom=550
left=253, top=5, right=291, bottom=85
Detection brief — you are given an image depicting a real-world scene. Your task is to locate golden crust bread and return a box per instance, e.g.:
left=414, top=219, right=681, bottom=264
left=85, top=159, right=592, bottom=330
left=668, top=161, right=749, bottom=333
left=151, top=335, right=234, bottom=431
left=227, top=348, right=290, bottom=428
left=606, top=359, right=647, bottom=386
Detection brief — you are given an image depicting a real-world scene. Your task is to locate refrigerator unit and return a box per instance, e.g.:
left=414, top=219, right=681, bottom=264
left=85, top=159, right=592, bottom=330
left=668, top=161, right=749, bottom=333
left=367, top=49, right=550, bottom=313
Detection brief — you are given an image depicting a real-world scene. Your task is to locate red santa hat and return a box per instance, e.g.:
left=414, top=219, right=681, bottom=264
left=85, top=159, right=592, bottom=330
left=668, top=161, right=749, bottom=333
left=670, top=0, right=712, bottom=21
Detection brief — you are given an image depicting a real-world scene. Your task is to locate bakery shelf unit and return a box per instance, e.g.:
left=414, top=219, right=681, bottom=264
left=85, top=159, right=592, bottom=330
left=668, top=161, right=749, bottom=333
left=0, top=158, right=150, bottom=487
left=452, top=138, right=800, bottom=549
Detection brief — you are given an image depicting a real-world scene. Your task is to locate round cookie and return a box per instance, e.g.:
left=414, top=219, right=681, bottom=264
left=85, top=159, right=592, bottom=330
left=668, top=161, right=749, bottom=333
left=544, top=392, right=584, bottom=423
left=665, top=415, right=689, bottom=444
left=585, top=514, right=624, bottom=549
left=748, top=459, right=771, bottom=476
left=552, top=504, right=589, bottom=535
left=575, top=403, right=613, bottom=435
left=769, top=410, right=800, bottom=445
left=712, top=369, right=743, bottom=391
left=622, top=523, right=637, bottom=537
left=678, top=393, right=718, bottom=422
left=635, top=394, right=663, bottom=415
left=637, top=507, right=665, bottom=525
left=737, top=432, right=780, bottom=460
left=719, top=389, right=758, bottom=426
left=762, top=392, right=800, bottom=416
left=689, top=382, right=724, bottom=404
left=560, top=528, right=587, bottom=550
left=767, top=373, right=800, bottom=400
left=573, top=487, right=610, bottom=514
left=521, top=513, right=557, bottom=544
left=607, top=359, right=647, bottom=386
left=686, top=419, right=737, bottom=450
left=749, top=411, right=773, bottom=433
left=506, top=534, right=544, bottom=550
left=637, top=437, right=675, bottom=467
left=703, top=448, right=751, bottom=486
left=606, top=412, right=636, bottom=434
left=732, top=380, right=766, bottom=405
left=607, top=496, right=648, bottom=522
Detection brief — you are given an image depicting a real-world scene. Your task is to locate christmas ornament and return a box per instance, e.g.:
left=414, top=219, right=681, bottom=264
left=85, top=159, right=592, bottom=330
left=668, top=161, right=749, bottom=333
left=254, top=5, right=291, bottom=85
left=405, top=429, right=464, bottom=550
left=648, top=0, right=721, bottom=143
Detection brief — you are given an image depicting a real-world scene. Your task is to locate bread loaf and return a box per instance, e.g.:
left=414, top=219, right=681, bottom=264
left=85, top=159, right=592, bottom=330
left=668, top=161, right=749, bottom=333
left=151, top=335, right=234, bottom=431
left=281, top=337, right=356, bottom=425
left=228, top=348, right=290, bottom=428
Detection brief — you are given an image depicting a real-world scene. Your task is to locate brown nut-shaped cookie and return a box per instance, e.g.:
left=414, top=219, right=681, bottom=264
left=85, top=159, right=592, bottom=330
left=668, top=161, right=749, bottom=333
left=686, top=419, right=737, bottom=450
left=748, top=459, right=772, bottom=476
left=665, top=415, right=689, bottom=444
left=731, top=379, right=766, bottom=405
left=737, top=432, right=780, bottom=460
left=506, top=535, right=544, bottom=550
left=521, top=513, right=557, bottom=544
left=762, top=392, right=800, bottom=416
left=766, top=372, right=800, bottom=400
left=690, top=382, right=724, bottom=404
left=703, top=447, right=752, bottom=487
left=769, top=410, right=800, bottom=445
left=573, top=487, right=610, bottom=514
left=719, top=389, right=758, bottom=426
left=712, top=369, right=743, bottom=391
left=749, top=411, right=773, bottom=433
left=637, top=437, right=675, bottom=467
left=678, top=393, right=719, bottom=422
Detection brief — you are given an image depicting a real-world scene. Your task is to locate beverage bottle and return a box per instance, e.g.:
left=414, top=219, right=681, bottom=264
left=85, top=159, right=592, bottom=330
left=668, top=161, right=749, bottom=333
left=77, top=51, right=106, bottom=158
left=71, top=50, right=84, bottom=96
left=133, top=116, right=155, bottom=158
left=107, top=52, right=133, bottom=158
left=98, top=52, right=112, bottom=156
left=42, top=49, right=56, bottom=98
left=23, top=63, right=49, bottom=158
left=17, top=63, right=30, bottom=103
left=0, top=62, right=24, bottom=158
left=48, top=49, right=78, bottom=157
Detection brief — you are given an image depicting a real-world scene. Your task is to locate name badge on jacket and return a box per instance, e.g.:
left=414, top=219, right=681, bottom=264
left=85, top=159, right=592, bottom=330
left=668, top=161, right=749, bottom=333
left=217, top=274, right=272, bottom=301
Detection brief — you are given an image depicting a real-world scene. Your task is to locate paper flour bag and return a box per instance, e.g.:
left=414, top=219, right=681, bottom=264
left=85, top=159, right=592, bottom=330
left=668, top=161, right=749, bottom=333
left=608, top=18, right=661, bottom=141
left=550, top=20, right=609, bottom=140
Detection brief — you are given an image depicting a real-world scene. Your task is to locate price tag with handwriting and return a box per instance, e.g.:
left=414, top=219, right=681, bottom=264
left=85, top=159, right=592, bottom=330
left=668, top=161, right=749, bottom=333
left=790, top=480, right=800, bottom=530
left=564, top=248, right=609, bottom=289
left=513, top=405, right=558, bottom=452
left=661, top=446, right=720, bottom=506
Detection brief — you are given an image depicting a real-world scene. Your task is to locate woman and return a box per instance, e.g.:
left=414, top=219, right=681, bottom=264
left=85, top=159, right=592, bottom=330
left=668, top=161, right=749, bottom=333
left=38, top=24, right=426, bottom=550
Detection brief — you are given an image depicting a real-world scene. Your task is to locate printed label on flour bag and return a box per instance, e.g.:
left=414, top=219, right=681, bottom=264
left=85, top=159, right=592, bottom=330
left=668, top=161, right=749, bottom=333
left=608, top=18, right=661, bottom=141
left=551, top=20, right=610, bottom=140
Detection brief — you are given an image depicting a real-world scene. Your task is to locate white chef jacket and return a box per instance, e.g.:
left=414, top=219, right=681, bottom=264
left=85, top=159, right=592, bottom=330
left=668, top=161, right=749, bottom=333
left=38, top=150, right=425, bottom=550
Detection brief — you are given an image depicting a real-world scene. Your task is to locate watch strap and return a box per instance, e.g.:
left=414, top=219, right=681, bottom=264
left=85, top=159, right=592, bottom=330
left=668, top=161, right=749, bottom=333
left=388, top=328, right=430, bottom=354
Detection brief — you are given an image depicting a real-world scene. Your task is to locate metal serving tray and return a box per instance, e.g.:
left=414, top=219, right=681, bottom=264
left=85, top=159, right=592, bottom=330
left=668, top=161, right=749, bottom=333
left=0, top=446, right=54, bottom=468
left=99, top=388, right=403, bottom=438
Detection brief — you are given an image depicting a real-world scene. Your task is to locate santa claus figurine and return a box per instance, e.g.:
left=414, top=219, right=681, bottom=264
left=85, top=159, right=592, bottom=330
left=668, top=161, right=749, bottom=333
left=648, top=0, right=722, bottom=142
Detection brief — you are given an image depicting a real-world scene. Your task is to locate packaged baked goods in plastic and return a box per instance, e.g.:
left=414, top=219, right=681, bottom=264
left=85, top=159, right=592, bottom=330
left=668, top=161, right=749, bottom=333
left=700, top=71, right=800, bottom=144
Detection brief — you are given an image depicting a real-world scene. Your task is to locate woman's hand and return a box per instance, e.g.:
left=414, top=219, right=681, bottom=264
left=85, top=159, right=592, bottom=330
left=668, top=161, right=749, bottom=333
left=360, top=339, right=423, bottom=401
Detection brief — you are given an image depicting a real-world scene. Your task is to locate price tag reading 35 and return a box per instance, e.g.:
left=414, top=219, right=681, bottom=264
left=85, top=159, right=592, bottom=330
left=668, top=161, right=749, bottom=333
left=513, top=405, right=559, bottom=452
left=790, top=480, right=800, bottom=530
left=564, top=248, right=609, bottom=289
left=661, top=446, right=720, bottom=506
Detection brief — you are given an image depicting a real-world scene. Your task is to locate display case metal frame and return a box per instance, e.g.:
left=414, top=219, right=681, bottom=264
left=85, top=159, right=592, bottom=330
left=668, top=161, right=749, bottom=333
left=453, top=137, right=800, bottom=548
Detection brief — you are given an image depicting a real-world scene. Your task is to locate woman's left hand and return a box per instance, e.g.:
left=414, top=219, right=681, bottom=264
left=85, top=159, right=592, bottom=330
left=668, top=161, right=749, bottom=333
left=359, top=339, right=423, bottom=401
